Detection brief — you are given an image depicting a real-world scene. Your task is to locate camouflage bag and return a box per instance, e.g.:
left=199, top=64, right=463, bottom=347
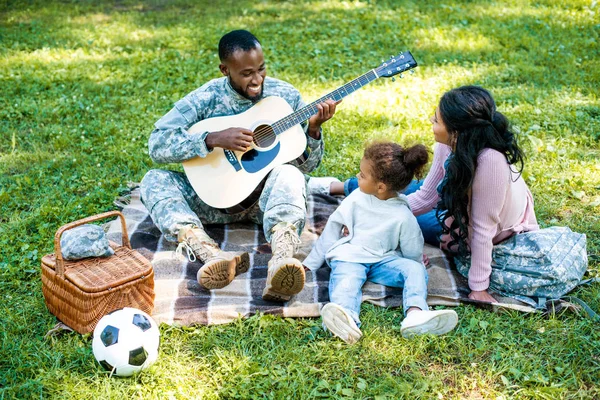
left=455, top=226, right=588, bottom=308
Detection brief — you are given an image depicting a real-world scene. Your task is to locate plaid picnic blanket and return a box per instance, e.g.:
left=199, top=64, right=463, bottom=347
left=106, top=186, right=535, bottom=326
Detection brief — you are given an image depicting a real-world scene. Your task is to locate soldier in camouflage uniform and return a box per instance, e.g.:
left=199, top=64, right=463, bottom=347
left=140, top=30, right=338, bottom=302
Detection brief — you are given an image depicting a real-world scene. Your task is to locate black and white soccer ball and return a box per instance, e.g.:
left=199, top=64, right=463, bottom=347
left=92, top=307, right=160, bottom=377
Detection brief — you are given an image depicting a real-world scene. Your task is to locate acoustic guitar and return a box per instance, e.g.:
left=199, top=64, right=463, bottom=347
left=183, top=51, right=418, bottom=213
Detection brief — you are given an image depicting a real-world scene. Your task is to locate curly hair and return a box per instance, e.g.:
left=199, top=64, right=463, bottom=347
left=436, top=86, right=525, bottom=257
left=363, top=142, right=429, bottom=192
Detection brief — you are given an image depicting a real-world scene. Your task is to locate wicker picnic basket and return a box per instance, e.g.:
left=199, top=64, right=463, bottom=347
left=41, top=211, right=155, bottom=334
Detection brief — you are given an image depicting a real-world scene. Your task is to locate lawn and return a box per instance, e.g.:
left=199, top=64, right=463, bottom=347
left=1, top=0, right=599, bottom=398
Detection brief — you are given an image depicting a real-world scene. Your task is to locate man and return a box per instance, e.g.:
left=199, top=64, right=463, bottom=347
left=140, top=30, right=338, bottom=302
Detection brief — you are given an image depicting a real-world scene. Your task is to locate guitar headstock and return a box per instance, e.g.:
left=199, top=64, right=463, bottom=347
left=375, top=51, right=418, bottom=78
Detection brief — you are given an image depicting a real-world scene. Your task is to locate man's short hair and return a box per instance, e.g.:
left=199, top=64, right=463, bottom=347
left=218, top=30, right=261, bottom=62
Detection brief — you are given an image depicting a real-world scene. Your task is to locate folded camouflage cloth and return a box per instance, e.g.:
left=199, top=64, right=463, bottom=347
left=60, top=224, right=114, bottom=260
left=106, top=186, right=535, bottom=326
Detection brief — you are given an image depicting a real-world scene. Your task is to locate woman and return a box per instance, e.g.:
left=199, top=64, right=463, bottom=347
left=313, top=86, right=539, bottom=302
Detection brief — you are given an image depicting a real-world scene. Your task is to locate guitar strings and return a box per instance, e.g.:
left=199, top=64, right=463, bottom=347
left=250, top=57, right=415, bottom=143
left=250, top=70, right=378, bottom=145
left=252, top=71, right=376, bottom=143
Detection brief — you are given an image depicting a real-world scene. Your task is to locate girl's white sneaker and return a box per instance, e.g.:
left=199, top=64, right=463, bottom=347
left=400, top=309, right=458, bottom=338
left=321, top=303, right=362, bottom=345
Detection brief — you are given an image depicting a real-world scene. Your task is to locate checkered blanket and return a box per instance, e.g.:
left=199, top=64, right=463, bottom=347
left=106, top=186, right=535, bottom=326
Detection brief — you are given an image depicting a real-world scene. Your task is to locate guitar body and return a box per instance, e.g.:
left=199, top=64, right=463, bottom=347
left=183, top=96, right=307, bottom=210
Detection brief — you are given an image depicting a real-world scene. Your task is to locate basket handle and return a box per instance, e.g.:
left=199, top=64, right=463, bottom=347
left=53, top=211, right=131, bottom=277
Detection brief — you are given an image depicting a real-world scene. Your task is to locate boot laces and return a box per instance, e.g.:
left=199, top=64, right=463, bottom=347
left=272, top=227, right=301, bottom=261
left=175, top=241, right=197, bottom=262
left=176, top=236, right=216, bottom=263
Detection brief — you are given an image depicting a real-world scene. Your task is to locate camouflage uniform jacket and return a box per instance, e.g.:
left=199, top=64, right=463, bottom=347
left=148, top=76, right=324, bottom=174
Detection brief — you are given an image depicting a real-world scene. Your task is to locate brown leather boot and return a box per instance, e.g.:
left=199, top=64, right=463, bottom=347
left=262, top=223, right=305, bottom=302
left=177, top=226, right=249, bottom=290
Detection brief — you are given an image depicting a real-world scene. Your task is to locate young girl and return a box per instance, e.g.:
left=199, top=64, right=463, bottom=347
left=303, top=142, right=458, bottom=344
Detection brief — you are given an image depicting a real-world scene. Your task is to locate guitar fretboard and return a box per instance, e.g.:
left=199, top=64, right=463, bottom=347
left=271, top=69, right=379, bottom=135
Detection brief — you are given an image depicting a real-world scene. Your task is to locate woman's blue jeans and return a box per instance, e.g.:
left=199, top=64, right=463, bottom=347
left=329, top=256, right=429, bottom=325
left=344, top=178, right=441, bottom=247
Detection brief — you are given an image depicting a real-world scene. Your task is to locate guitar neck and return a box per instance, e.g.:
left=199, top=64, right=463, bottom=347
left=271, top=69, right=380, bottom=135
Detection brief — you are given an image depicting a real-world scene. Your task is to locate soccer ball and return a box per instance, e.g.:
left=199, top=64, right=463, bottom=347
left=92, top=307, right=160, bottom=377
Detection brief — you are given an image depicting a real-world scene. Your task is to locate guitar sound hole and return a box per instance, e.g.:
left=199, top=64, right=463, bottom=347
left=253, top=124, right=276, bottom=148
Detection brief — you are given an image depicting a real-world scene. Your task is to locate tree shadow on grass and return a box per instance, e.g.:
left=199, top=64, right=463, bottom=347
left=2, top=0, right=597, bottom=130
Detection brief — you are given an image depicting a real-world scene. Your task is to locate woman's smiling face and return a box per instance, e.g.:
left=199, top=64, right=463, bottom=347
left=431, top=107, right=451, bottom=146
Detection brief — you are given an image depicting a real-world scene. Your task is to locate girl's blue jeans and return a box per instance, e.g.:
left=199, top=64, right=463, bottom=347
left=344, top=178, right=442, bottom=246
left=329, top=256, right=429, bottom=326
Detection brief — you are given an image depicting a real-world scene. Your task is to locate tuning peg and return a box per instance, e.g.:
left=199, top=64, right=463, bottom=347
left=391, top=77, right=396, bottom=82
left=410, top=70, right=415, bottom=74
left=399, top=74, right=404, bottom=78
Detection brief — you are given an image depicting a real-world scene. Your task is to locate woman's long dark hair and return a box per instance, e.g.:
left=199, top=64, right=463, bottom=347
left=436, top=86, right=524, bottom=257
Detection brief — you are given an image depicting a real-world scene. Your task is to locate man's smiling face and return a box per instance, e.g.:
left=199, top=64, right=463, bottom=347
left=220, top=46, right=266, bottom=102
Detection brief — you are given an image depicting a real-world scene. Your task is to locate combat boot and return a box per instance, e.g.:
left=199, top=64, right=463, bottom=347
left=177, top=225, right=250, bottom=290
left=262, top=222, right=305, bottom=302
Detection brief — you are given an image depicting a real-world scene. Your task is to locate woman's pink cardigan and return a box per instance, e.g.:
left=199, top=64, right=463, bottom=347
left=408, top=144, right=539, bottom=291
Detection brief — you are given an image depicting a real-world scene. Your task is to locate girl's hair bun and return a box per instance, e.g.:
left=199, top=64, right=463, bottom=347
left=402, top=144, right=429, bottom=179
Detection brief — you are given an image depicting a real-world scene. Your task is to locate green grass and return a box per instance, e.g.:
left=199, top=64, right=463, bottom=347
left=1, top=0, right=599, bottom=398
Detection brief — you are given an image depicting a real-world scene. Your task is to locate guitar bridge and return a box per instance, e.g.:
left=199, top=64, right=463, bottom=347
left=224, top=150, right=242, bottom=171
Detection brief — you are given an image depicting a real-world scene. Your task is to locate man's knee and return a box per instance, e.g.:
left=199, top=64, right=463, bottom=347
left=271, top=164, right=304, bottom=183
left=140, top=169, right=173, bottom=201
left=141, top=169, right=169, bottom=187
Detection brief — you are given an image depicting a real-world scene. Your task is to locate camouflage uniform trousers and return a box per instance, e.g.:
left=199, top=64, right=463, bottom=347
left=140, top=164, right=307, bottom=243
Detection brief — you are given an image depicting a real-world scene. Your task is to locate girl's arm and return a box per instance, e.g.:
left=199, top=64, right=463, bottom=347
left=302, top=201, right=349, bottom=270
left=407, top=143, right=451, bottom=216
left=398, top=214, right=425, bottom=264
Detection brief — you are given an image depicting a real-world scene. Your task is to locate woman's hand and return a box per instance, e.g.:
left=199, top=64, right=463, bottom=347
left=468, top=290, right=496, bottom=303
